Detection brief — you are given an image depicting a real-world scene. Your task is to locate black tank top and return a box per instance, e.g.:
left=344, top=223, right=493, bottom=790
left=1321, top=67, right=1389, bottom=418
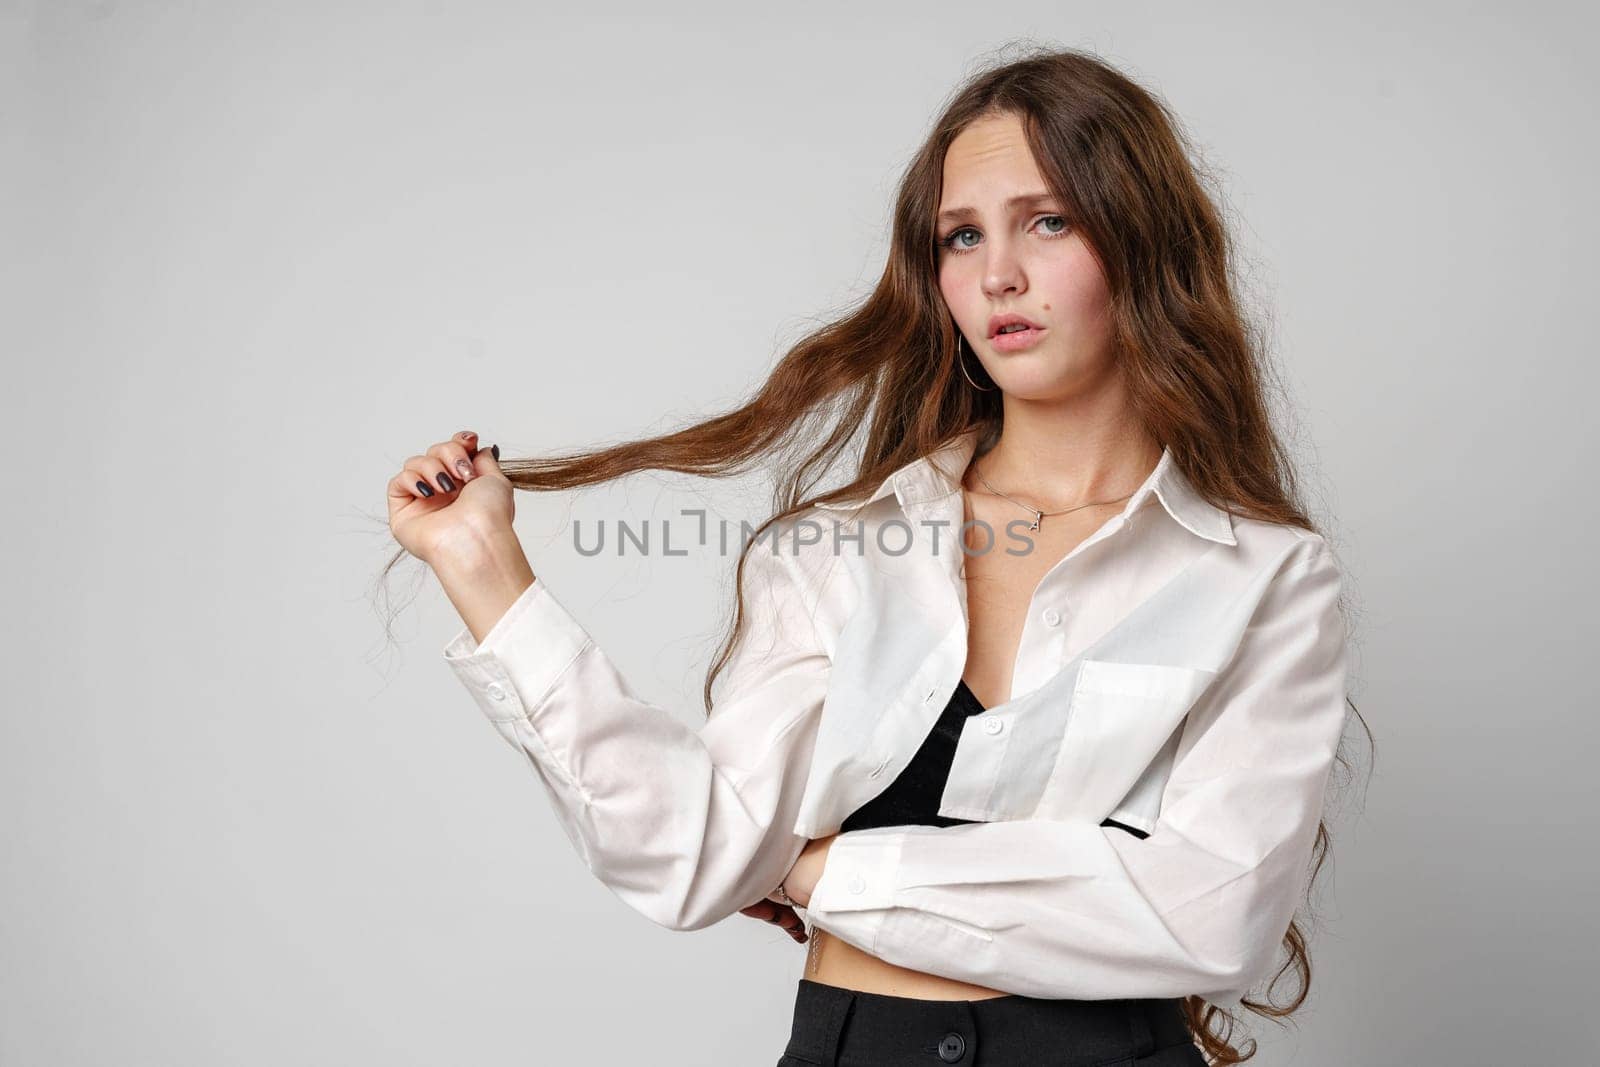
left=838, top=678, right=1151, bottom=839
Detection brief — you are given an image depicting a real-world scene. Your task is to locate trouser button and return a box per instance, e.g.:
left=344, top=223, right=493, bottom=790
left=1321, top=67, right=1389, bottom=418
left=937, top=1031, right=966, bottom=1062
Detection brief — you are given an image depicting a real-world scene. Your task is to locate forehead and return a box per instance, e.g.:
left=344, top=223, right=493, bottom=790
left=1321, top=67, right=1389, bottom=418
left=941, top=112, right=1045, bottom=195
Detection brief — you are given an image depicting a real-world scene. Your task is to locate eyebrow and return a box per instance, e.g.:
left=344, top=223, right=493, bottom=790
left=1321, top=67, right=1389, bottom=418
left=936, top=192, right=1062, bottom=227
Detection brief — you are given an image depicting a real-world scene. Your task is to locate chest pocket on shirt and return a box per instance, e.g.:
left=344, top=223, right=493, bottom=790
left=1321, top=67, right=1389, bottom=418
left=1037, top=659, right=1218, bottom=832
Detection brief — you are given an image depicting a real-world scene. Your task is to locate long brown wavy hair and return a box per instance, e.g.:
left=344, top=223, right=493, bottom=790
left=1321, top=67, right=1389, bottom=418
left=381, top=42, right=1369, bottom=1064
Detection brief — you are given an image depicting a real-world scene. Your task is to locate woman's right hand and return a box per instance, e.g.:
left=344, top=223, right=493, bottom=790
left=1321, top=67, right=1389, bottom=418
left=386, top=430, right=514, bottom=568
left=740, top=892, right=808, bottom=944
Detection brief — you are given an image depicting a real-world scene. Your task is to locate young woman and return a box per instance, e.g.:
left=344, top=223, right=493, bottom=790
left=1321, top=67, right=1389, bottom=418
left=384, top=47, right=1364, bottom=1067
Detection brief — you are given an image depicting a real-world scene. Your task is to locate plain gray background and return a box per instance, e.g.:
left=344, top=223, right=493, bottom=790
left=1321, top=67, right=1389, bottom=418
left=6, top=1, right=1597, bottom=1063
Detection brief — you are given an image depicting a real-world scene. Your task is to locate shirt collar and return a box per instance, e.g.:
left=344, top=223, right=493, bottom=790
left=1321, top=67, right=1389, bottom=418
left=814, top=426, right=1236, bottom=546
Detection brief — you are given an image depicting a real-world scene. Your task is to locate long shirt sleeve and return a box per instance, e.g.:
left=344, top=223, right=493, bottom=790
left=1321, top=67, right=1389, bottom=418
left=442, top=534, right=830, bottom=932
left=803, top=536, right=1350, bottom=1006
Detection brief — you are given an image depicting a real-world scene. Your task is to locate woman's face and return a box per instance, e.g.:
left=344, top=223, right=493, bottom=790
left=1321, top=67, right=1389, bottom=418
left=936, top=110, right=1116, bottom=401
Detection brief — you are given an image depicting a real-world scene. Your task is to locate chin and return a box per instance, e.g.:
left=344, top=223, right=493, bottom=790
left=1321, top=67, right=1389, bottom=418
left=991, top=344, right=1113, bottom=397
left=987, top=362, right=1085, bottom=401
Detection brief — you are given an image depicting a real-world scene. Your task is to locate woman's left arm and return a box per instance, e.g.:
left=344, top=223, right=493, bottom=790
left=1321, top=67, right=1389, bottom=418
left=800, top=536, right=1351, bottom=1006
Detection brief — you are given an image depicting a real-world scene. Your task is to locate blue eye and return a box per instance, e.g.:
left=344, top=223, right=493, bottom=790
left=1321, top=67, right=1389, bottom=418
left=941, top=228, right=981, bottom=252
left=937, top=214, right=1071, bottom=255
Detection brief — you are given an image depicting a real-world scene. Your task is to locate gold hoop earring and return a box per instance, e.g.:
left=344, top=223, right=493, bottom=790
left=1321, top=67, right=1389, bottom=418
left=958, top=335, right=996, bottom=392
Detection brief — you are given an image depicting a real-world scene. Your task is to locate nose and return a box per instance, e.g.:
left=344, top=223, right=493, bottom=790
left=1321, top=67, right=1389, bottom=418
left=980, top=237, right=1026, bottom=299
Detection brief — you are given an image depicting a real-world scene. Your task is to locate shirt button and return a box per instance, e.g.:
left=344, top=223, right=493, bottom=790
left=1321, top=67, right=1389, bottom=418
left=937, top=1032, right=966, bottom=1061
left=1042, top=608, right=1062, bottom=627
left=847, top=873, right=866, bottom=895
left=485, top=682, right=507, bottom=701
left=984, top=718, right=1004, bottom=736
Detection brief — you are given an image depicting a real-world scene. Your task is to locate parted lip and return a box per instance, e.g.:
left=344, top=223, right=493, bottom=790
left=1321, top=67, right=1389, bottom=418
left=988, top=312, right=1043, bottom=338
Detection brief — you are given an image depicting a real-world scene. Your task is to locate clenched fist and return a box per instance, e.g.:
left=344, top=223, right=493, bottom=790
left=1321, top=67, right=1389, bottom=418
left=386, top=430, right=513, bottom=568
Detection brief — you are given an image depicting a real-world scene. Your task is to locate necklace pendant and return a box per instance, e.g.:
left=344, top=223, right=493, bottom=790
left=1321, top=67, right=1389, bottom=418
left=1029, top=511, right=1041, bottom=532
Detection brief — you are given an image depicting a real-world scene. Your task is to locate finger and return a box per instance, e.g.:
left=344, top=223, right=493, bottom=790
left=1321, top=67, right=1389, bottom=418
left=764, top=903, right=806, bottom=938
left=777, top=912, right=807, bottom=942
left=388, top=468, right=437, bottom=506
left=388, top=463, right=447, bottom=504
left=428, top=432, right=479, bottom=486
left=471, top=440, right=502, bottom=477
left=742, top=902, right=805, bottom=942
left=741, top=900, right=780, bottom=922
left=403, top=454, right=459, bottom=497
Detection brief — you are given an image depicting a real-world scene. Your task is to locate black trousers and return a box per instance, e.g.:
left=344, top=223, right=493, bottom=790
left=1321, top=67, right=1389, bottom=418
left=775, top=978, right=1207, bottom=1067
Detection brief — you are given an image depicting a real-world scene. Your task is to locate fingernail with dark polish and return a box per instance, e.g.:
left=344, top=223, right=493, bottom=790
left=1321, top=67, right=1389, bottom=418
left=437, top=472, right=455, bottom=492
left=490, top=443, right=500, bottom=460
left=415, top=480, right=435, bottom=498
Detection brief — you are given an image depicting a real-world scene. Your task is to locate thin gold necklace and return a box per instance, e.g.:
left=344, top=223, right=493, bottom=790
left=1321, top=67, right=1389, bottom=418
left=972, top=456, right=1135, bottom=532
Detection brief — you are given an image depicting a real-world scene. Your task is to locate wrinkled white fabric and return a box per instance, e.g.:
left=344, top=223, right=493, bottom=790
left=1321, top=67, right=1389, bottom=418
left=443, top=427, right=1351, bottom=1006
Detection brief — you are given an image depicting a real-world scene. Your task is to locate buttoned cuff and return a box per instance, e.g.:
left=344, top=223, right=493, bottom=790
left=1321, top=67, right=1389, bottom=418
left=802, top=829, right=908, bottom=954
left=441, top=577, right=594, bottom=724
left=806, top=828, right=907, bottom=913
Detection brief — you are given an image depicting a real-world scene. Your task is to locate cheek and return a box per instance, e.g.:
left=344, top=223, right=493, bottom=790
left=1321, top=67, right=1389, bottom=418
left=938, top=261, right=983, bottom=326
left=936, top=264, right=960, bottom=309
left=1039, top=252, right=1109, bottom=317
left=1039, top=272, right=1113, bottom=347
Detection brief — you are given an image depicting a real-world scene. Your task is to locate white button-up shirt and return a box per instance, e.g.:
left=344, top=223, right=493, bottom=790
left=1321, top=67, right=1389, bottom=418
left=442, top=427, right=1351, bottom=1008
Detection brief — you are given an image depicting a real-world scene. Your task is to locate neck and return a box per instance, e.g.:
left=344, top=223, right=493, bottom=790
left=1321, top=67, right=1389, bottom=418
left=969, top=397, right=1161, bottom=511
